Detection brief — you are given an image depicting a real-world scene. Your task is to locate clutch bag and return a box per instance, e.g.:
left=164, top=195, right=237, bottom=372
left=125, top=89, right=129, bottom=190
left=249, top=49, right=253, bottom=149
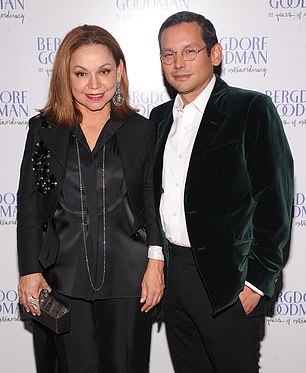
left=28, top=290, right=71, bottom=334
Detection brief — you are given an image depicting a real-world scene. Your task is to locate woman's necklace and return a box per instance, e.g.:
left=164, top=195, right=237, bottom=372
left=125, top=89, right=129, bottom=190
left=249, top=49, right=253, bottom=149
left=75, top=137, right=106, bottom=292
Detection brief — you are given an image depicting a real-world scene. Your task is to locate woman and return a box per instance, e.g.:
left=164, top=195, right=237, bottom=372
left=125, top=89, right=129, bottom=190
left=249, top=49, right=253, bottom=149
left=17, top=25, right=164, bottom=373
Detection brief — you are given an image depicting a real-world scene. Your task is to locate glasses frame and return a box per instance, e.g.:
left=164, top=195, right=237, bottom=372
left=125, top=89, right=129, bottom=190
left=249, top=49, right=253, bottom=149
left=160, top=46, right=207, bottom=65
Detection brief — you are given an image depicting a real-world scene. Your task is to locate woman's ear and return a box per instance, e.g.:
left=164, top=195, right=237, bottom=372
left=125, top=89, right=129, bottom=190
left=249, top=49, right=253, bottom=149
left=116, top=59, right=124, bottom=82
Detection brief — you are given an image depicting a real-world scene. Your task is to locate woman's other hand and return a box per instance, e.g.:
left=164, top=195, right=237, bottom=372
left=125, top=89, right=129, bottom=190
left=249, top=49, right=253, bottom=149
left=140, top=259, right=164, bottom=312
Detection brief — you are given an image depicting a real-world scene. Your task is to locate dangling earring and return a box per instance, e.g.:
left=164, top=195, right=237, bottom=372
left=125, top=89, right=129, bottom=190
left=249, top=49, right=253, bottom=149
left=112, top=82, right=124, bottom=106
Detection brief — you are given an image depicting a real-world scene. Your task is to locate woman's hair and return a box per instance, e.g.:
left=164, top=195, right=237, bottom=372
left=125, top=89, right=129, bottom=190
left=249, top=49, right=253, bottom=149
left=41, top=25, right=137, bottom=128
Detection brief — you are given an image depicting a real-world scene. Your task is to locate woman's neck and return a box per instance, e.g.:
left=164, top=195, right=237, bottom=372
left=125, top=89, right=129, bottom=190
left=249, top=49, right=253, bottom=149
left=80, top=108, right=111, bottom=151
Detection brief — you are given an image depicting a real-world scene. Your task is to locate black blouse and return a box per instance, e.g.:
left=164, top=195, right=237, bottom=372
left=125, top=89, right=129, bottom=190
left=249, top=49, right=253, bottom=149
left=46, top=115, right=149, bottom=300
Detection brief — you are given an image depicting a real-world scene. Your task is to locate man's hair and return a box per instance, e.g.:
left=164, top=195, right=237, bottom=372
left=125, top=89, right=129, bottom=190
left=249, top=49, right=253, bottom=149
left=158, top=11, right=219, bottom=56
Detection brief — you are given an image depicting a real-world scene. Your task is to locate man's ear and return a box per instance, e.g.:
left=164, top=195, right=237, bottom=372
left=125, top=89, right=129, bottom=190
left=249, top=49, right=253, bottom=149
left=211, top=43, right=222, bottom=67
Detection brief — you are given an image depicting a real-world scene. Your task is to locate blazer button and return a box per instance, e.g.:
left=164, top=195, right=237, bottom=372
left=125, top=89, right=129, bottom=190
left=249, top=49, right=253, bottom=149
left=132, top=231, right=141, bottom=241
left=187, top=210, right=197, bottom=215
left=41, top=222, right=48, bottom=232
left=196, top=246, right=208, bottom=252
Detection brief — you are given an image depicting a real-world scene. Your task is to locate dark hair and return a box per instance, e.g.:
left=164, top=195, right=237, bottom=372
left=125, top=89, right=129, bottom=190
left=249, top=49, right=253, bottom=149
left=158, top=11, right=219, bottom=56
left=41, top=25, right=136, bottom=128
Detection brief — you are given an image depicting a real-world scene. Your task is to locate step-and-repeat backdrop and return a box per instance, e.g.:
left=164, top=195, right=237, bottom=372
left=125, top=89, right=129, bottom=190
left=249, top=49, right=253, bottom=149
left=1, top=1, right=305, bottom=371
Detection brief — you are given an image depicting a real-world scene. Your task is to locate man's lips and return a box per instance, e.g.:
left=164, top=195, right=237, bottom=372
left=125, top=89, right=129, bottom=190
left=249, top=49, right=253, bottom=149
left=172, top=73, right=191, bottom=81
left=85, top=93, right=104, bottom=100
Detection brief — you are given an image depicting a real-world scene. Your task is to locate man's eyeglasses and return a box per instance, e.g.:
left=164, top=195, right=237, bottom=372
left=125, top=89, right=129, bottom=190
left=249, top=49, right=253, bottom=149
left=160, top=46, right=207, bottom=65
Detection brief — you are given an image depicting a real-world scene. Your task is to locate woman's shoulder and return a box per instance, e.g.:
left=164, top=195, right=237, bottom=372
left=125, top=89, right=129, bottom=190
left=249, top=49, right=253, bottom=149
left=28, top=113, right=54, bottom=129
left=28, top=113, right=66, bottom=132
left=28, top=113, right=43, bottom=127
left=121, top=112, right=153, bottom=134
left=125, top=112, right=151, bottom=125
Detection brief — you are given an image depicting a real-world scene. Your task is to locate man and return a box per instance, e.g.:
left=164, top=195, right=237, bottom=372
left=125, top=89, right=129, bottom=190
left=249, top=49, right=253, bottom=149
left=150, top=11, right=293, bottom=373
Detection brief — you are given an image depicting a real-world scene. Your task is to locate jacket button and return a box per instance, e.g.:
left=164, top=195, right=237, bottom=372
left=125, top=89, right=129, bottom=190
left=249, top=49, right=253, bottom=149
left=132, top=231, right=141, bottom=241
left=41, top=223, right=48, bottom=232
left=196, top=246, right=208, bottom=252
left=187, top=210, right=197, bottom=215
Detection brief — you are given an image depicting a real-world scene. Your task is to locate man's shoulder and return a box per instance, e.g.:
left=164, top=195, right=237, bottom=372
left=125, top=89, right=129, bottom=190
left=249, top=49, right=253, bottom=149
left=150, top=100, right=174, bottom=122
left=223, top=81, right=271, bottom=105
left=213, top=77, right=276, bottom=119
left=229, top=85, right=266, bottom=98
left=216, top=75, right=268, bottom=99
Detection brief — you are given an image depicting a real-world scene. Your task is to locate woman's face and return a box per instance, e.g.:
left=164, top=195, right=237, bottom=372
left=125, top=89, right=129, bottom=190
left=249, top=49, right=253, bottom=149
left=70, top=43, right=122, bottom=117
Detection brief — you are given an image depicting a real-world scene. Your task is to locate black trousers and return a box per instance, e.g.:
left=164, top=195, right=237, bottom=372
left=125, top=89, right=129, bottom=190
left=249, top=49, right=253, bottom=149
left=164, top=244, right=265, bottom=373
left=33, top=295, right=152, bottom=373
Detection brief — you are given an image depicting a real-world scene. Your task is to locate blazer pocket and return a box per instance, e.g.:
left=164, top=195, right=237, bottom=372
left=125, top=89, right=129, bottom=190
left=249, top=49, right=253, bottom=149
left=206, top=139, right=239, bottom=157
left=199, top=139, right=241, bottom=173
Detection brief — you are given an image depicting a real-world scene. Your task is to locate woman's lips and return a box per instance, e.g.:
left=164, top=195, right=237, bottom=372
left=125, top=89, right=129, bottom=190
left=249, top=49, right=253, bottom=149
left=85, top=93, right=104, bottom=100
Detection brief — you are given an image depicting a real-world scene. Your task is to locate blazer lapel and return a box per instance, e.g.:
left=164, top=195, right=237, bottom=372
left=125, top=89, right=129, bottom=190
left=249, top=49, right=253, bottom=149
left=38, top=126, right=70, bottom=167
left=153, top=76, right=228, bottom=204
left=153, top=108, right=173, bottom=205
left=116, top=120, right=141, bottom=173
left=37, top=126, right=70, bottom=216
left=187, top=77, right=228, bottom=174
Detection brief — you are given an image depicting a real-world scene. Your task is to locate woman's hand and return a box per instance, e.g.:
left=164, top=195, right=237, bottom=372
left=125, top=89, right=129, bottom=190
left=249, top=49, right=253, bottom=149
left=18, top=273, right=52, bottom=316
left=140, top=259, right=164, bottom=312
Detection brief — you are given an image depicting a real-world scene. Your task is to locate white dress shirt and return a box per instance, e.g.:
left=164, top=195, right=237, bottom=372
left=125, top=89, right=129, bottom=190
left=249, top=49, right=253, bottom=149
left=160, top=76, right=216, bottom=246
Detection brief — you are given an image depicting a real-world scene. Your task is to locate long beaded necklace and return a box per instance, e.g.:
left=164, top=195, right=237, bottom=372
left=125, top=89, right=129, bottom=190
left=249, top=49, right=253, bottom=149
left=75, top=137, right=106, bottom=292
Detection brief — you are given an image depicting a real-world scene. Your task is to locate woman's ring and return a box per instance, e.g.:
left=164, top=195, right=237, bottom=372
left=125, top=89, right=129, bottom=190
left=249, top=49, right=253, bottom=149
left=27, top=296, right=39, bottom=309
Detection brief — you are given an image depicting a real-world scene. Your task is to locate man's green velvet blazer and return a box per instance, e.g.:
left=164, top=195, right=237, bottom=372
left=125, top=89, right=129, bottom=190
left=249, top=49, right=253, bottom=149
left=151, top=75, right=294, bottom=315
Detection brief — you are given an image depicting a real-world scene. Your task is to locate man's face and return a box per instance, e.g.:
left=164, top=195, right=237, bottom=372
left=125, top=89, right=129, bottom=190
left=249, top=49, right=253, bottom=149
left=160, top=21, right=222, bottom=105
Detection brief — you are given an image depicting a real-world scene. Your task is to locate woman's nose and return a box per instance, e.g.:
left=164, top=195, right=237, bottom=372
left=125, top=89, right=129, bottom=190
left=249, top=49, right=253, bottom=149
left=88, top=75, right=100, bottom=89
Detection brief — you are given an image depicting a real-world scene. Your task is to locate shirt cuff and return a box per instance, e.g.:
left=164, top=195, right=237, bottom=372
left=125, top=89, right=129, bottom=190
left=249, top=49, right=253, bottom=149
left=148, top=245, right=164, bottom=261
left=245, top=281, right=264, bottom=296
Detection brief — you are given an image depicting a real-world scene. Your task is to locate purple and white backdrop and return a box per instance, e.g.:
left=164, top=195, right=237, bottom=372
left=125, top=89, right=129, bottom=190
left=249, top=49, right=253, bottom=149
left=0, top=1, right=305, bottom=371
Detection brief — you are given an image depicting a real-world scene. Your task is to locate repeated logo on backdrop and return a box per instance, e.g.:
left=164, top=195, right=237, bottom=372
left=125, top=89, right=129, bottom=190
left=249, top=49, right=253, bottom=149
left=292, top=193, right=306, bottom=227
left=0, top=289, right=25, bottom=323
left=115, top=0, right=190, bottom=20
left=0, top=192, right=17, bottom=227
left=131, top=89, right=169, bottom=118
left=0, top=0, right=25, bottom=23
left=115, top=0, right=190, bottom=11
left=266, top=89, right=306, bottom=128
left=267, top=0, right=306, bottom=21
left=266, top=290, right=306, bottom=327
left=0, top=90, right=28, bottom=127
left=37, top=36, right=61, bottom=76
left=220, top=36, right=268, bottom=78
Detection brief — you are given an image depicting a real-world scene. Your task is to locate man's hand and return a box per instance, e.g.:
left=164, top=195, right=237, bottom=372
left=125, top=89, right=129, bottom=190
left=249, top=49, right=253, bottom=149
left=239, top=285, right=261, bottom=315
left=140, top=259, right=164, bottom=312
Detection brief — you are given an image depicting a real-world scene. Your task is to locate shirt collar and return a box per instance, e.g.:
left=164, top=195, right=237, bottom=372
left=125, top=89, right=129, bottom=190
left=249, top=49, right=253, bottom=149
left=73, top=110, right=124, bottom=153
left=173, top=74, right=216, bottom=118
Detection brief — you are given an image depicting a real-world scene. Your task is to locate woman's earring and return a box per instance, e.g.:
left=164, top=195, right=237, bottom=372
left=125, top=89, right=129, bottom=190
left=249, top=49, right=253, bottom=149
left=112, top=82, right=124, bottom=106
